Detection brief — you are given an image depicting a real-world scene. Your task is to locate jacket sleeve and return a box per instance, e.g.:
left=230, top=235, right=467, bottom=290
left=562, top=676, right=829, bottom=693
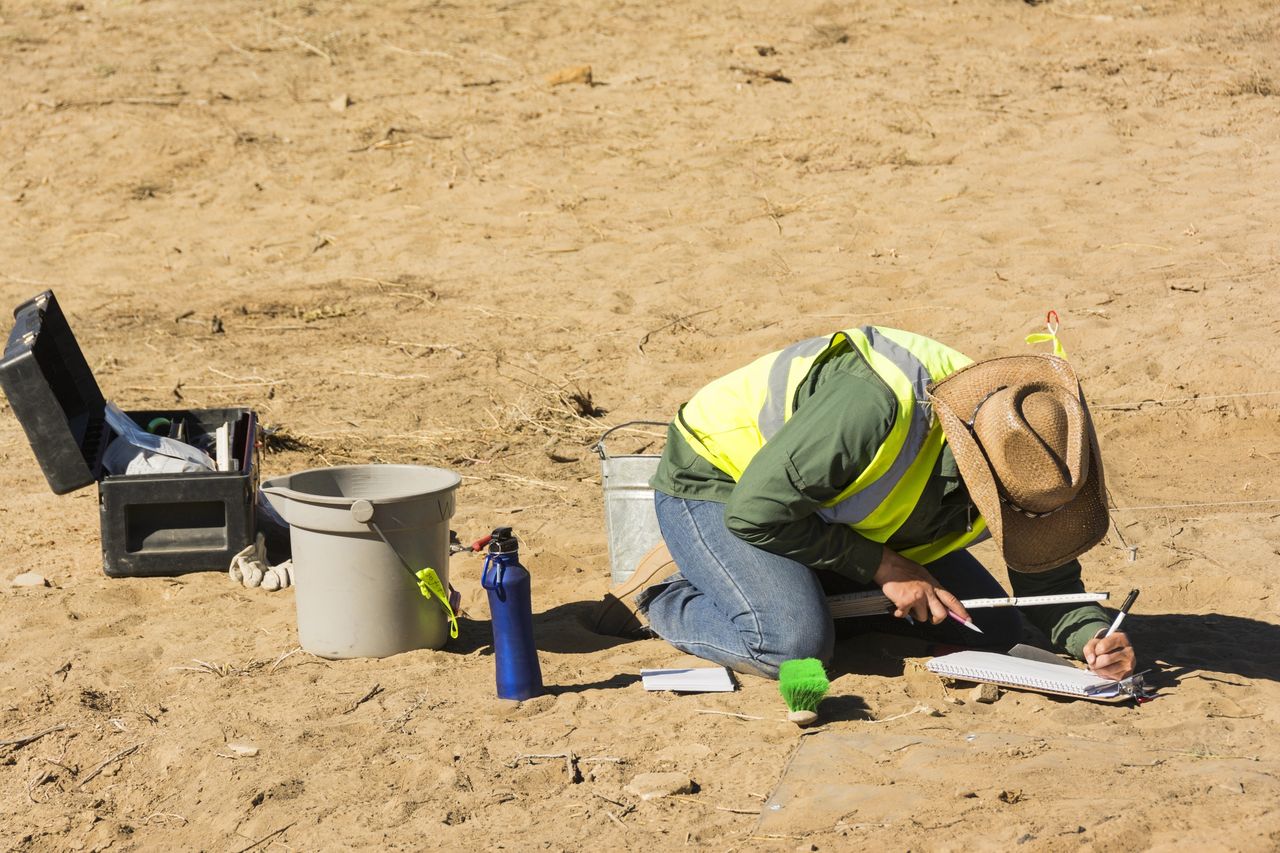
left=723, top=369, right=893, bottom=583
left=1009, top=560, right=1112, bottom=659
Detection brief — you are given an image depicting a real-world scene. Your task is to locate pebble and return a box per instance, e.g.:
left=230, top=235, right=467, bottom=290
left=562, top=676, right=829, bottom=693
left=971, top=683, right=1000, bottom=704
left=329, top=93, right=351, bottom=112
left=545, top=64, right=593, bottom=87
left=11, top=572, right=50, bottom=587
left=624, top=771, right=694, bottom=801
left=222, top=742, right=259, bottom=757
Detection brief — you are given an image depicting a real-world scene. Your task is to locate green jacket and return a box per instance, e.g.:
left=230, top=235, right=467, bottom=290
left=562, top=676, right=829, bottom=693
left=652, top=346, right=1111, bottom=659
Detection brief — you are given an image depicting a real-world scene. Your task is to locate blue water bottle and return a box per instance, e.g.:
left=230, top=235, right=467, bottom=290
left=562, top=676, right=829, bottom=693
left=481, top=527, right=544, bottom=700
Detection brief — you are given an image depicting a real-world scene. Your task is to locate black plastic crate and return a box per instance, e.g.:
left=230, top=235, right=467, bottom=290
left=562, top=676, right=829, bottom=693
left=0, top=291, right=258, bottom=577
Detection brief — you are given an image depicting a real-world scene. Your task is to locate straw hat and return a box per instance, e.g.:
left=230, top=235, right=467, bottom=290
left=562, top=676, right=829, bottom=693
left=927, top=354, right=1108, bottom=573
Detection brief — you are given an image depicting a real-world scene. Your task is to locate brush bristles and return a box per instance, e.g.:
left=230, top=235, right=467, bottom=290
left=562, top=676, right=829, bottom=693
left=778, top=658, right=830, bottom=713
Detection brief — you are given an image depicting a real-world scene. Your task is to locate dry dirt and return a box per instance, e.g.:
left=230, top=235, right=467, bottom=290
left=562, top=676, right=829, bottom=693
left=2, top=0, right=1280, bottom=850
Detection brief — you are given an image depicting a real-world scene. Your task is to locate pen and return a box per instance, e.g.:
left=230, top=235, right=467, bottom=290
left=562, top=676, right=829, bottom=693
left=948, top=610, right=984, bottom=634
left=902, top=611, right=984, bottom=634
left=1103, top=588, right=1140, bottom=637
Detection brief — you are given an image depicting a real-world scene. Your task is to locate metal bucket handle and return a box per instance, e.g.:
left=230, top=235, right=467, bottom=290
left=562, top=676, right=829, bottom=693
left=349, top=499, right=419, bottom=582
left=593, top=420, right=669, bottom=460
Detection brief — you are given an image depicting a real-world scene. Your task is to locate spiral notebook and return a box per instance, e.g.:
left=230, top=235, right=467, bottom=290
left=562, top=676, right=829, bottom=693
left=927, top=650, right=1127, bottom=703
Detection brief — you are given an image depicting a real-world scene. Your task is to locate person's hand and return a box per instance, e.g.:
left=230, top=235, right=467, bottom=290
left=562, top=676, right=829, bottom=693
left=1083, top=631, right=1135, bottom=680
left=872, top=547, right=972, bottom=626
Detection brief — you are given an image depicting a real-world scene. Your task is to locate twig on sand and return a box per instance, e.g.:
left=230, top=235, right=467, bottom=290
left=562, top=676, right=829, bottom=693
left=638, top=307, right=718, bottom=354
left=144, top=812, right=190, bottom=825
left=382, top=41, right=455, bottom=60
left=344, top=683, right=384, bottom=714
left=171, top=658, right=268, bottom=677
left=512, top=752, right=583, bottom=783
left=694, top=709, right=776, bottom=722
left=27, top=768, right=55, bottom=803
left=668, top=795, right=760, bottom=814
left=269, top=647, right=304, bottom=673
left=868, top=704, right=939, bottom=724
left=233, top=821, right=298, bottom=853
left=287, top=35, right=333, bottom=64
left=388, top=692, right=430, bottom=733
left=1, top=724, right=67, bottom=750
left=593, top=791, right=626, bottom=807
left=77, top=743, right=142, bottom=788
left=486, top=471, right=570, bottom=492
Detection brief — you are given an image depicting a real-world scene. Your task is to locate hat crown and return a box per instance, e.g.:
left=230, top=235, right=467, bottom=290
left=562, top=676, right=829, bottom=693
left=972, top=384, right=1089, bottom=514
left=928, top=353, right=1109, bottom=573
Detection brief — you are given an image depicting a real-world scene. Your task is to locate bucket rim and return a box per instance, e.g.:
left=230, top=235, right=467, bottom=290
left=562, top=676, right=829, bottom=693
left=261, top=463, right=462, bottom=506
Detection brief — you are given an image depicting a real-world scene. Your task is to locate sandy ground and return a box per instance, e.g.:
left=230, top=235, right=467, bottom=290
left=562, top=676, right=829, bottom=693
left=2, top=0, right=1280, bottom=849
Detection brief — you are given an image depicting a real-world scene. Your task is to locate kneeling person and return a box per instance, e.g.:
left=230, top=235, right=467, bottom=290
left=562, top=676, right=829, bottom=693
left=618, top=327, right=1134, bottom=681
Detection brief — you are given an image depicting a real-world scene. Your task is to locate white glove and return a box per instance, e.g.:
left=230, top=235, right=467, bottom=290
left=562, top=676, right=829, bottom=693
left=229, top=533, right=293, bottom=591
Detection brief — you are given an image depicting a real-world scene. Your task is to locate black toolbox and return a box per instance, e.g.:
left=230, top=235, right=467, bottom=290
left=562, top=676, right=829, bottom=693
left=0, top=291, right=257, bottom=577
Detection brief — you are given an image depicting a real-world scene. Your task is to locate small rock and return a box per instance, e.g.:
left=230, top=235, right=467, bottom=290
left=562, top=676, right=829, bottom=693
left=329, top=93, right=351, bottom=112
left=624, top=771, right=694, bottom=801
left=223, top=742, right=259, bottom=757
left=11, top=572, right=50, bottom=588
left=970, top=683, right=1000, bottom=704
left=545, top=64, right=592, bottom=87
left=1216, top=781, right=1245, bottom=795
left=998, top=788, right=1025, bottom=804
left=942, top=695, right=965, bottom=705
left=787, top=709, right=819, bottom=727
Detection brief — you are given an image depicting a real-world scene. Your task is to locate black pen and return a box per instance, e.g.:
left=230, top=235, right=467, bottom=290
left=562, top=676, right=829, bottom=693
left=1104, top=588, right=1140, bottom=637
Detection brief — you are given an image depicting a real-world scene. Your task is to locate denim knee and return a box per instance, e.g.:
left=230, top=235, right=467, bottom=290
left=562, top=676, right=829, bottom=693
left=747, top=623, right=835, bottom=680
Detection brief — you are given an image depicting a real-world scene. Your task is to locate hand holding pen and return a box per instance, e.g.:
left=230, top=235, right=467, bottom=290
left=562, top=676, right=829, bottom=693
left=872, top=547, right=980, bottom=632
left=1085, top=588, right=1139, bottom=680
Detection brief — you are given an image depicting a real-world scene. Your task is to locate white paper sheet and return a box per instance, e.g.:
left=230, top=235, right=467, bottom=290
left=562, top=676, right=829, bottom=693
left=641, top=666, right=736, bottom=693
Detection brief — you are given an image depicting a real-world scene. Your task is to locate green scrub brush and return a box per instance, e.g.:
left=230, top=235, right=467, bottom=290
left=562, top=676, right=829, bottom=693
left=778, top=658, right=829, bottom=727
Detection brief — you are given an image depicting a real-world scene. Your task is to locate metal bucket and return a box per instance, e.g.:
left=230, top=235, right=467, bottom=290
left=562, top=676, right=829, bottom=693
left=594, top=421, right=667, bottom=586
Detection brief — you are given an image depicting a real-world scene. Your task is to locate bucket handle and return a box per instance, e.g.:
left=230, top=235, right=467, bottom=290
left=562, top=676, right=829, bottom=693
left=350, top=500, right=414, bottom=575
left=349, top=499, right=460, bottom=638
left=593, top=420, right=669, bottom=460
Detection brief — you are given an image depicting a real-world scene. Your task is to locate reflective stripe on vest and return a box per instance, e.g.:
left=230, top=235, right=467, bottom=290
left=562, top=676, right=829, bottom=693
left=815, top=327, right=949, bottom=536
left=675, top=326, right=990, bottom=563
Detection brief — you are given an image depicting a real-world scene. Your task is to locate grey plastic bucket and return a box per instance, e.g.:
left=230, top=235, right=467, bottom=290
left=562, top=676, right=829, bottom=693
left=594, top=421, right=666, bottom=586
left=261, top=464, right=460, bottom=660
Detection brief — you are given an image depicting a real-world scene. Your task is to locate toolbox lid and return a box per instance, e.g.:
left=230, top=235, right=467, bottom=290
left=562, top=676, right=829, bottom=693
left=0, top=291, right=109, bottom=494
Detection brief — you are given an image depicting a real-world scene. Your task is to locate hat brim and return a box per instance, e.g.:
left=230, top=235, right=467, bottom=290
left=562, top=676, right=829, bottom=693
left=929, top=355, right=1109, bottom=573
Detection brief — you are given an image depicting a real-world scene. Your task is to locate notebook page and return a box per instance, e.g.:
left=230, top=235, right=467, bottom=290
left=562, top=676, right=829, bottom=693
left=641, top=667, right=736, bottom=693
left=927, top=651, right=1119, bottom=696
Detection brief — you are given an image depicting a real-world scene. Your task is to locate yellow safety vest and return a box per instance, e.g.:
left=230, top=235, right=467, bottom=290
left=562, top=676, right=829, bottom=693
left=674, top=327, right=989, bottom=565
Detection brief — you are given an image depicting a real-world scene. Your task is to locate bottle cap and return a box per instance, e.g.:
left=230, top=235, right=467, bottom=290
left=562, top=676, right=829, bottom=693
left=487, top=526, right=519, bottom=554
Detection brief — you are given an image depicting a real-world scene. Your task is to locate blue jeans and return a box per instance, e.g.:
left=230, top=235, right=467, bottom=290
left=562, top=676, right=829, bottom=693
left=641, top=493, right=1021, bottom=679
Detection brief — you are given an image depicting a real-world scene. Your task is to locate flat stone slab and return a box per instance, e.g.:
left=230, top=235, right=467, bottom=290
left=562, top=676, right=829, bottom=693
left=625, top=771, right=694, bottom=801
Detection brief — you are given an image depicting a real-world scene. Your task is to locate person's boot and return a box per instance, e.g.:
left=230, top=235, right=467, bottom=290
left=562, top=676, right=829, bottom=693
left=590, top=542, right=677, bottom=637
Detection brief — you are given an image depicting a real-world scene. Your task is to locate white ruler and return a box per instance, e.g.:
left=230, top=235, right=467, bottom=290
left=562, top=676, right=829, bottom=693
left=961, top=592, right=1110, bottom=610
left=826, top=591, right=1110, bottom=620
